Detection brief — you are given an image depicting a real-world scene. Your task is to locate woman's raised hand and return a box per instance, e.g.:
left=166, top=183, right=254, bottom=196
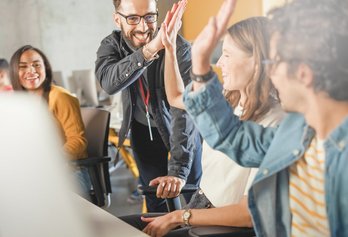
left=191, top=0, right=237, bottom=75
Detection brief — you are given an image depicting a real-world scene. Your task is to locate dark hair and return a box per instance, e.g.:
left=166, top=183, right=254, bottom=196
left=268, top=0, right=348, bottom=101
left=113, top=0, right=158, bottom=10
left=9, top=45, right=52, bottom=93
left=0, top=58, right=9, bottom=70
left=224, top=16, right=277, bottom=122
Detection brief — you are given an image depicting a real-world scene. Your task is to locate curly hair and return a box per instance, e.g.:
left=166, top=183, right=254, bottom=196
left=268, top=0, right=348, bottom=101
left=224, top=16, right=278, bottom=122
left=112, top=0, right=158, bottom=10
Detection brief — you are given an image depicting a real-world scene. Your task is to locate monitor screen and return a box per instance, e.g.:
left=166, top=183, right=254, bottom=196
left=52, top=71, right=65, bottom=88
left=72, top=69, right=99, bottom=107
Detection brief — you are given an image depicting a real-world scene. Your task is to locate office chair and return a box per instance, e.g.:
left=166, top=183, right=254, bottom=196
left=74, top=107, right=112, bottom=207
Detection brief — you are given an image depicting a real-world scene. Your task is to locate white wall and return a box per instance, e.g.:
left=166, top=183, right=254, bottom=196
left=0, top=0, right=177, bottom=89
left=0, top=0, right=115, bottom=86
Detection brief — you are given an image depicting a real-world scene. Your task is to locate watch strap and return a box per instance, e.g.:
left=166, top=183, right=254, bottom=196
left=190, top=67, right=214, bottom=83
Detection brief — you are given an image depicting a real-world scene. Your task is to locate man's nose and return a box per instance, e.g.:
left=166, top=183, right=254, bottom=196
left=137, top=17, right=149, bottom=32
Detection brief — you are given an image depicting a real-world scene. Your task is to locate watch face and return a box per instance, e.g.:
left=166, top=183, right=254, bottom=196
left=184, top=211, right=190, bottom=219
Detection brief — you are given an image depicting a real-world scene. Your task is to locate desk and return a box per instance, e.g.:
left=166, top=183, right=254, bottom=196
left=77, top=196, right=149, bottom=237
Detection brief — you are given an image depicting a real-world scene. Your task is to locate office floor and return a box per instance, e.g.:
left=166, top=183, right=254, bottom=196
left=102, top=161, right=143, bottom=217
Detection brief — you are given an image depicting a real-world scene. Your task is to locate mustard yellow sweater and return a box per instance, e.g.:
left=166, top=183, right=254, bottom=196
left=48, top=85, right=87, bottom=160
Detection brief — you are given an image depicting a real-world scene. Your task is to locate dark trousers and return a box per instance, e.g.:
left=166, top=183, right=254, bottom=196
left=130, top=120, right=202, bottom=212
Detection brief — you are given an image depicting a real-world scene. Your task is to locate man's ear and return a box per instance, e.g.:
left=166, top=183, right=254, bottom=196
left=296, top=63, right=314, bottom=88
left=113, top=12, right=121, bottom=28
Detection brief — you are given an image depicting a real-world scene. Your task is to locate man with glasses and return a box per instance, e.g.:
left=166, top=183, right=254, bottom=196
left=182, top=0, right=348, bottom=236
left=95, top=0, right=202, bottom=212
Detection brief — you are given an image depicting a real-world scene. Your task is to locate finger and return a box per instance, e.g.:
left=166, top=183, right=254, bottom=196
left=141, top=216, right=155, bottom=223
left=167, top=1, right=186, bottom=33
left=149, top=177, right=161, bottom=186
left=170, top=2, right=179, bottom=14
left=216, top=0, right=236, bottom=35
left=178, top=0, right=188, bottom=19
left=156, top=181, right=166, bottom=198
left=161, top=181, right=171, bottom=198
left=163, top=11, right=170, bottom=26
left=168, top=183, right=177, bottom=198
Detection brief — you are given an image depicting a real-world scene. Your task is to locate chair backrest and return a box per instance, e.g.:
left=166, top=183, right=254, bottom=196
left=80, top=107, right=110, bottom=157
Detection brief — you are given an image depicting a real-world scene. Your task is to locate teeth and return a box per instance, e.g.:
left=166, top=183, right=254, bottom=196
left=134, top=33, right=149, bottom=41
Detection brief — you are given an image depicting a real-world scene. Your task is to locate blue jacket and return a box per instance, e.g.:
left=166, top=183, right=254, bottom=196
left=183, top=76, right=348, bottom=237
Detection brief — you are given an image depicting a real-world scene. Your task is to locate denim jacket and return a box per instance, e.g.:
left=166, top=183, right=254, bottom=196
left=183, top=76, right=348, bottom=237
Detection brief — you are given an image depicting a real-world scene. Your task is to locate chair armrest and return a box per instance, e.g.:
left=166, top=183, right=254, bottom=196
left=188, top=226, right=255, bottom=237
left=138, top=184, right=198, bottom=195
left=72, top=156, right=111, bottom=166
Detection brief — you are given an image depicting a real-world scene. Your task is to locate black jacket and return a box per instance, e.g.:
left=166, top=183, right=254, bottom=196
left=95, top=30, right=201, bottom=180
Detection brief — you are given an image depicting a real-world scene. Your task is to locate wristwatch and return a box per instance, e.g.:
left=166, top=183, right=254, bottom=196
left=182, top=209, right=192, bottom=226
left=190, top=67, right=214, bottom=83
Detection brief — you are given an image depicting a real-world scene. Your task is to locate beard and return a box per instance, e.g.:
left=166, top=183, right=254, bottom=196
left=120, top=24, right=157, bottom=49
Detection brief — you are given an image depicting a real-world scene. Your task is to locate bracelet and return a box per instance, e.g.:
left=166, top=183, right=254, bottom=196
left=143, top=44, right=159, bottom=61
left=190, top=67, right=215, bottom=83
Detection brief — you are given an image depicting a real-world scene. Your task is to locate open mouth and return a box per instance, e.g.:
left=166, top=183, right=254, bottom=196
left=24, top=76, right=40, bottom=85
left=133, top=32, right=150, bottom=43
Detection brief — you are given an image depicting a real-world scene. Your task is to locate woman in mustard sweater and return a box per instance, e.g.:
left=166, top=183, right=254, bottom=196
left=9, top=45, right=91, bottom=199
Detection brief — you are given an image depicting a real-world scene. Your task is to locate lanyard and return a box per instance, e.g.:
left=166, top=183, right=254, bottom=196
left=138, top=77, right=153, bottom=141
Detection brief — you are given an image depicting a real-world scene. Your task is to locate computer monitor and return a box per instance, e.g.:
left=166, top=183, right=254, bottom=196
left=71, top=69, right=99, bottom=107
left=52, top=71, right=65, bottom=88
left=0, top=93, right=93, bottom=237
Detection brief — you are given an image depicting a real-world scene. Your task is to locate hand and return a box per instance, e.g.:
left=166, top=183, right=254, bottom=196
left=148, top=0, right=187, bottom=53
left=191, top=0, right=237, bottom=75
left=149, top=176, right=186, bottom=198
left=161, top=0, right=187, bottom=51
left=142, top=211, right=181, bottom=237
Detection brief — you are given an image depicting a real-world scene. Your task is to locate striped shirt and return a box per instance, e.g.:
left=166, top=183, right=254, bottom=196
left=289, top=137, right=330, bottom=236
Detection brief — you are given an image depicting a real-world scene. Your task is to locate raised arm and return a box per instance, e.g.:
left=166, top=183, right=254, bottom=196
left=161, top=0, right=187, bottom=109
left=191, top=0, right=236, bottom=91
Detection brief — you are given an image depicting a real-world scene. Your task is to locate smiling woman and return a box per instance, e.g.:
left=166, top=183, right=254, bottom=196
left=9, top=45, right=92, bottom=200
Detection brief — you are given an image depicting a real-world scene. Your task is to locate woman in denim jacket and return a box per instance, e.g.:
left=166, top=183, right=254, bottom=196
left=182, top=0, right=348, bottom=236
left=127, top=10, right=284, bottom=237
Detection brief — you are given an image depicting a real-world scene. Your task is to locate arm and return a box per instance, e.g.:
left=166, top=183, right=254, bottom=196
left=51, top=92, right=87, bottom=160
left=184, top=77, right=275, bottom=167
left=163, top=39, right=185, bottom=109
left=141, top=196, right=252, bottom=237
left=182, top=0, right=276, bottom=166
left=150, top=35, right=196, bottom=198
left=161, top=8, right=186, bottom=109
left=149, top=1, right=198, bottom=198
left=95, top=34, right=150, bottom=95
left=190, top=0, right=237, bottom=91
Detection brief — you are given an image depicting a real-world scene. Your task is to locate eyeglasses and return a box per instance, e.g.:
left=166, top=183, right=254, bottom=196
left=117, top=11, right=158, bottom=25
left=262, top=58, right=283, bottom=76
